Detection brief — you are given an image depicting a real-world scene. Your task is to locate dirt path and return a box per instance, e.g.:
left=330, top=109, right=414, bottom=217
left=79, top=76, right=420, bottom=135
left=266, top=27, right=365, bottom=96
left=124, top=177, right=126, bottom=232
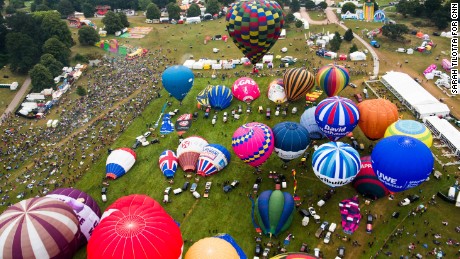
left=0, top=77, right=31, bottom=126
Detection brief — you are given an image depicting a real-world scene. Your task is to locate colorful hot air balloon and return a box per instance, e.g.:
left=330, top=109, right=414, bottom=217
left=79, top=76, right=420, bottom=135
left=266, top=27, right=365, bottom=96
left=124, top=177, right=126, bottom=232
left=352, top=156, right=390, bottom=200
left=88, top=196, right=183, bottom=259
left=159, top=150, right=178, bottom=178
left=226, top=0, right=284, bottom=64
left=283, top=68, right=315, bottom=101
left=47, top=188, right=102, bottom=246
left=208, top=85, right=233, bottom=110
left=255, top=190, right=295, bottom=237
left=0, top=197, right=80, bottom=259
left=232, top=122, right=274, bottom=168
left=196, top=144, right=231, bottom=177
left=267, top=78, right=287, bottom=104
left=339, top=196, right=362, bottom=235
left=196, top=85, right=213, bottom=108
left=162, top=65, right=194, bottom=101
left=357, top=99, right=399, bottom=140
left=312, top=142, right=361, bottom=187
left=232, top=77, right=260, bottom=103
left=371, top=135, right=434, bottom=193
left=271, top=253, right=318, bottom=259
left=177, top=136, right=208, bottom=172
left=106, top=148, right=136, bottom=179
left=273, top=122, right=310, bottom=164
left=384, top=120, right=433, bottom=147
left=214, top=234, right=246, bottom=259
left=315, top=96, right=360, bottom=141
left=300, top=106, right=325, bottom=139
left=185, top=237, right=239, bottom=259
left=316, top=64, right=350, bottom=97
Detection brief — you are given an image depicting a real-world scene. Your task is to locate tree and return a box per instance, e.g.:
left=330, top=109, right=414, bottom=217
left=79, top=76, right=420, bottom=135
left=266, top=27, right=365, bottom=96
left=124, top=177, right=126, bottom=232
left=295, top=19, right=303, bottom=28
left=382, top=23, right=409, bottom=41
left=35, top=4, right=50, bottom=11
left=0, top=0, right=4, bottom=10
left=329, top=32, right=342, bottom=52
left=349, top=43, right=358, bottom=53
left=289, top=0, right=300, bottom=12
left=187, top=3, right=201, bottom=17
left=29, top=64, right=53, bottom=92
left=36, top=11, right=74, bottom=48
left=153, top=0, right=169, bottom=8
left=205, top=0, right=220, bottom=15
left=30, top=2, right=36, bottom=11
left=6, top=33, right=40, bottom=73
left=76, top=85, right=87, bottom=96
left=5, top=5, right=15, bottom=14
left=42, top=37, right=71, bottom=65
left=341, top=2, right=356, bottom=14
left=432, top=5, right=449, bottom=29
left=304, top=0, right=315, bottom=10
left=344, top=28, right=354, bottom=42
left=285, top=13, right=295, bottom=23
left=10, top=0, right=24, bottom=8
left=57, top=0, right=75, bottom=18
left=138, top=0, right=152, bottom=10
left=317, top=1, right=327, bottom=10
left=396, top=0, right=411, bottom=18
left=39, top=54, right=63, bottom=77
left=102, top=11, right=124, bottom=34
left=78, top=26, right=100, bottom=46
left=146, top=3, right=160, bottom=19
left=166, top=3, right=181, bottom=21
left=117, top=12, right=130, bottom=27
left=82, top=2, right=94, bottom=18
left=423, top=0, right=441, bottom=18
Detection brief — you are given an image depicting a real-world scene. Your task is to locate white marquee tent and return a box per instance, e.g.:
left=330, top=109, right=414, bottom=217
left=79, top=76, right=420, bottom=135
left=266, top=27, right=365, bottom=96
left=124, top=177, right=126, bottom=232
left=424, top=116, right=460, bottom=156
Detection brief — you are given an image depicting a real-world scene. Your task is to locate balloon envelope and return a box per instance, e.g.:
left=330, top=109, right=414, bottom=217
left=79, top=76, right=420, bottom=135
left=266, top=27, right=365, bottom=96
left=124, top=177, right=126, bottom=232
left=162, top=65, right=194, bottom=101
left=185, top=237, right=239, bottom=259
left=267, top=78, right=287, bottom=104
left=232, top=122, right=274, bottom=168
left=106, top=148, right=136, bottom=179
left=371, top=135, right=434, bottom=192
left=177, top=136, right=208, bottom=171
left=352, top=156, right=390, bottom=199
left=159, top=150, right=178, bottom=178
left=339, top=196, right=361, bottom=235
left=315, top=96, right=360, bottom=141
left=299, top=106, right=325, bottom=139
left=197, top=144, right=231, bottom=177
left=273, top=122, right=310, bottom=163
left=384, top=120, right=433, bottom=147
left=232, top=77, right=260, bottom=103
left=357, top=99, right=399, bottom=140
left=316, top=64, right=350, bottom=97
left=283, top=68, right=315, bottom=101
left=255, top=190, right=295, bottom=237
left=226, top=0, right=284, bottom=64
left=196, top=85, right=213, bottom=107
left=312, top=142, right=361, bottom=187
left=208, top=85, right=233, bottom=110
left=214, top=234, right=246, bottom=259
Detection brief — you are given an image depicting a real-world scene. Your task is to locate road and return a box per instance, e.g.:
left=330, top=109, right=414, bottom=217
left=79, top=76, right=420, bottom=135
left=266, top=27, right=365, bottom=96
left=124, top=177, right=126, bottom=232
left=0, top=77, right=31, bottom=126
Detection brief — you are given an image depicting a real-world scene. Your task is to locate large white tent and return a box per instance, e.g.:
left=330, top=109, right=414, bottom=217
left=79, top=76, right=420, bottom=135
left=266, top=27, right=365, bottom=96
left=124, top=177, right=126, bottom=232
left=381, top=71, right=450, bottom=119
left=424, top=116, right=460, bottom=157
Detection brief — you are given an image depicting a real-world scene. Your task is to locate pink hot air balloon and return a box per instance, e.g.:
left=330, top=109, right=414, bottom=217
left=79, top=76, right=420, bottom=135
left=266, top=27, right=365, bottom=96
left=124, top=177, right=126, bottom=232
left=232, top=122, right=274, bottom=168
left=232, top=77, right=260, bottom=103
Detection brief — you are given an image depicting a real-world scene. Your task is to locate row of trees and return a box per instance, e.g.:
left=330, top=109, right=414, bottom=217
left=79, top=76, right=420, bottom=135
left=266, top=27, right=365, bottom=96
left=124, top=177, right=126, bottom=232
left=396, top=0, right=451, bottom=29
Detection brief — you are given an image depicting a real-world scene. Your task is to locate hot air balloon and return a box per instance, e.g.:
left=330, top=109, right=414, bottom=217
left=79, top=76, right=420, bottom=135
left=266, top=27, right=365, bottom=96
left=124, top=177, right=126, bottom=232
left=371, top=135, right=434, bottom=193
left=159, top=150, right=178, bottom=178
left=267, top=78, right=287, bottom=104
left=175, top=114, right=193, bottom=136
left=273, top=122, right=310, bottom=166
left=47, top=188, right=102, bottom=246
left=232, top=122, right=274, bottom=168
left=0, top=197, right=80, bottom=259
left=226, top=0, right=284, bottom=65
left=357, top=99, right=399, bottom=140
left=208, top=85, right=233, bottom=110
left=316, top=64, right=350, bottom=97
left=214, top=234, right=246, bottom=259
left=312, top=142, right=361, bottom=187
left=254, top=190, right=295, bottom=237
left=196, top=85, right=213, bottom=108
left=88, top=196, right=183, bottom=259
left=283, top=68, right=315, bottom=101
left=160, top=113, right=175, bottom=135
left=339, top=196, right=361, bottom=235
left=300, top=106, right=325, bottom=139
left=105, top=194, right=159, bottom=215
left=271, top=253, right=318, bottom=259
left=384, top=120, right=433, bottom=147
left=315, top=96, right=360, bottom=141
left=106, top=148, right=136, bottom=179
left=177, top=136, right=208, bottom=172
left=185, top=237, right=239, bottom=259
left=352, top=156, right=390, bottom=200
left=196, top=144, right=231, bottom=177
left=162, top=65, right=194, bottom=101
left=232, top=77, right=260, bottom=103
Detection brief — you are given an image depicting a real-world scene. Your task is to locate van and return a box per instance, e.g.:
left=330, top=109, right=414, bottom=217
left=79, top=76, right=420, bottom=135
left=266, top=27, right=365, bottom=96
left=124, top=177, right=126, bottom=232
left=163, top=194, right=169, bottom=203
left=448, top=187, right=456, bottom=199
left=173, top=188, right=183, bottom=195
left=456, top=192, right=460, bottom=207
left=101, top=194, right=107, bottom=202
left=160, top=17, right=169, bottom=23
left=329, top=223, right=337, bottom=232
left=314, top=248, right=321, bottom=257
left=182, top=181, right=190, bottom=191
left=192, top=191, right=201, bottom=199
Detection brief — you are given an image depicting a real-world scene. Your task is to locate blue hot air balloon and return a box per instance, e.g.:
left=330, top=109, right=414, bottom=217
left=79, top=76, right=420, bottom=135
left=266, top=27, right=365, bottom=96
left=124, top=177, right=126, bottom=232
left=312, top=142, right=361, bottom=187
left=106, top=148, right=136, bottom=179
left=254, top=190, right=295, bottom=237
left=159, top=150, right=178, bottom=178
left=272, top=122, right=310, bottom=165
left=162, top=65, right=194, bottom=101
left=196, top=144, right=231, bottom=177
left=207, top=85, right=233, bottom=110
left=300, top=106, right=325, bottom=139
left=371, top=135, right=434, bottom=193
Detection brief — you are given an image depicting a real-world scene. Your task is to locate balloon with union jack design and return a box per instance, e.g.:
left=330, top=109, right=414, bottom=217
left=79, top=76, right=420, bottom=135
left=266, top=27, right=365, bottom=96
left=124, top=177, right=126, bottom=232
left=159, top=150, right=178, bottom=178
left=196, top=144, right=231, bottom=177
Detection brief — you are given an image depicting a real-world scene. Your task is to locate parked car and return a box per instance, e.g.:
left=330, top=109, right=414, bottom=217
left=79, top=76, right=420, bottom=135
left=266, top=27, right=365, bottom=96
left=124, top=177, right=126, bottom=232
left=323, top=231, right=332, bottom=244
left=230, top=180, right=240, bottom=188
left=101, top=187, right=108, bottom=195
left=398, top=194, right=420, bottom=206
left=314, top=248, right=321, bottom=257
left=132, top=141, right=141, bottom=149
left=255, top=243, right=262, bottom=256
left=143, top=131, right=151, bottom=138
left=366, top=214, right=374, bottom=233
left=328, top=222, right=337, bottom=232
left=308, top=207, right=317, bottom=216
left=299, top=243, right=309, bottom=253
left=262, top=247, right=270, bottom=258
left=223, top=185, right=232, bottom=193
left=190, top=183, right=198, bottom=192
left=299, top=209, right=311, bottom=218
left=337, top=246, right=346, bottom=258
left=205, top=182, right=212, bottom=189
left=320, top=221, right=329, bottom=231
left=354, top=93, right=363, bottom=103
left=315, top=227, right=324, bottom=238
left=392, top=211, right=400, bottom=218
left=280, top=56, right=298, bottom=64
left=349, top=83, right=357, bottom=88
left=164, top=187, right=172, bottom=194
left=182, top=181, right=190, bottom=191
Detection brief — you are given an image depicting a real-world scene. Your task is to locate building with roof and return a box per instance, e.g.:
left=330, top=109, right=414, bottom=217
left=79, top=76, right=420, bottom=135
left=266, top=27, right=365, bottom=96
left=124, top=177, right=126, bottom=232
left=423, top=116, right=460, bottom=157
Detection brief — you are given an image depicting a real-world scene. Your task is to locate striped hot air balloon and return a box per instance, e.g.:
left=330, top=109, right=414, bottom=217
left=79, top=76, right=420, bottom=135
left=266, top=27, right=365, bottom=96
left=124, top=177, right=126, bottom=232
left=196, top=85, right=213, bottom=108
left=105, top=148, right=136, bottom=179
left=159, top=150, right=178, bottom=178
left=316, top=64, right=350, bottom=97
left=283, top=68, right=315, bottom=101
left=196, top=144, right=231, bottom=177
left=232, top=122, right=274, bottom=168
left=0, top=197, right=80, bottom=259
left=255, top=190, right=295, bottom=237
left=208, top=85, right=233, bottom=110
left=177, top=136, right=208, bottom=172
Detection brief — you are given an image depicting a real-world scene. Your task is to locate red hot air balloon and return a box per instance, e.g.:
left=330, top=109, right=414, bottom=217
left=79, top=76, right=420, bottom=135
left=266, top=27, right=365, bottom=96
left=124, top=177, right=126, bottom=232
left=177, top=136, right=208, bottom=172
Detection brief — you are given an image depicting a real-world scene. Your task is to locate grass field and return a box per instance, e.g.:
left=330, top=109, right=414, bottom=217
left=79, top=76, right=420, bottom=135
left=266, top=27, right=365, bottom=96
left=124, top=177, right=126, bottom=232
left=0, top=66, right=28, bottom=115
left=307, top=10, right=327, bottom=21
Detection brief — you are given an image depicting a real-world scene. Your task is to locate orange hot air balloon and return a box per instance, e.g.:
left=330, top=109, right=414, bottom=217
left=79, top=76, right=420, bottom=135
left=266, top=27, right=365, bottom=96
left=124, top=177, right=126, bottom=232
left=357, top=99, right=398, bottom=140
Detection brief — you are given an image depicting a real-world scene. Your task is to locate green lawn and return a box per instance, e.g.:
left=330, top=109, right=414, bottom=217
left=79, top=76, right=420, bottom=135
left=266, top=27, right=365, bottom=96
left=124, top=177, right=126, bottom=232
left=307, top=10, right=327, bottom=21
left=0, top=66, right=27, bottom=115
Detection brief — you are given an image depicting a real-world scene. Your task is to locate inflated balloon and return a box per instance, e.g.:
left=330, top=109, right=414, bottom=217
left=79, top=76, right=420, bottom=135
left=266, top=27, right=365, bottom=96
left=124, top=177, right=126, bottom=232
left=339, top=196, right=361, bottom=235
left=196, top=144, right=231, bottom=177
left=352, top=156, right=390, bottom=199
left=357, top=99, right=399, bottom=140
left=312, top=142, right=361, bottom=187
left=255, top=190, right=295, bottom=237
left=0, top=197, right=80, bottom=259
left=208, top=85, right=233, bottom=110
left=185, top=237, right=239, bottom=259
left=196, top=85, right=213, bottom=107
left=316, top=64, right=350, bottom=97
left=267, top=78, right=287, bottom=103
left=214, top=234, right=246, bottom=259
left=273, top=122, right=310, bottom=163
left=283, top=68, right=315, bottom=101
left=105, top=194, right=159, bottom=215
left=226, top=0, right=284, bottom=64
left=232, top=77, right=260, bottom=103
left=177, top=136, right=208, bottom=171
left=232, top=122, right=274, bottom=168
left=371, top=135, right=434, bottom=193
left=271, top=253, right=318, bottom=259
left=315, top=96, right=360, bottom=141
left=299, top=106, right=325, bottom=139
left=159, top=150, right=178, bottom=178
left=162, top=65, right=194, bottom=101
left=384, top=120, right=433, bottom=147
left=106, top=148, right=136, bottom=179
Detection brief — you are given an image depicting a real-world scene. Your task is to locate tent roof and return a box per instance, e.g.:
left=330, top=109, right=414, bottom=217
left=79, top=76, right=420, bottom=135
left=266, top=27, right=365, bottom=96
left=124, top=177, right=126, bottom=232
left=424, top=116, right=460, bottom=151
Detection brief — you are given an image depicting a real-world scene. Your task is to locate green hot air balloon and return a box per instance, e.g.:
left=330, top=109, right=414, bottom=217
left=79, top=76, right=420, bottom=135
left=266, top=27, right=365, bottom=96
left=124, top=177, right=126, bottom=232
left=254, top=190, right=295, bottom=237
